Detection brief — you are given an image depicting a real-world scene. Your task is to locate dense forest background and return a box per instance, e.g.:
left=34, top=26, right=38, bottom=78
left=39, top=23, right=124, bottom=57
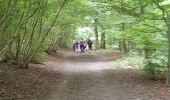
left=0, top=0, right=170, bottom=84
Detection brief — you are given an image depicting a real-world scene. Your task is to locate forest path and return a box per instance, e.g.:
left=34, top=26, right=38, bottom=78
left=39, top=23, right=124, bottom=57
left=43, top=49, right=166, bottom=100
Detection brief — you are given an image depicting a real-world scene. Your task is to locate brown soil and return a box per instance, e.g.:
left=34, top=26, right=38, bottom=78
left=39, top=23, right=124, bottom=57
left=1, top=49, right=170, bottom=100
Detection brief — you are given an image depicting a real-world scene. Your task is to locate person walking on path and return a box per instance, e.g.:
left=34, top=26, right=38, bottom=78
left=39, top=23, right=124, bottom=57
left=75, top=40, right=79, bottom=52
left=80, top=39, right=85, bottom=53
left=72, top=40, right=76, bottom=52
left=72, top=40, right=79, bottom=52
left=87, top=39, right=93, bottom=50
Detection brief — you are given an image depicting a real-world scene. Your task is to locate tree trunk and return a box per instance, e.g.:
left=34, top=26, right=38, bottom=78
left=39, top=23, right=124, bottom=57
left=122, top=38, right=127, bottom=53
left=94, top=18, right=99, bottom=49
left=15, top=34, right=21, bottom=60
left=166, top=25, right=170, bottom=85
left=19, top=0, right=67, bottom=69
left=118, top=39, right=122, bottom=51
left=121, top=23, right=128, bottom=53
left=127, top=40, right=130, bottom=52
left=163, top=12, right=170, bottom=84
left=100, top=32, right=105, bottom=49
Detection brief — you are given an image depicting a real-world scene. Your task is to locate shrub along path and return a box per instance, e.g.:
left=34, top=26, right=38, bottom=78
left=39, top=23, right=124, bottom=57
left=0, top=49, right=170, bottom=100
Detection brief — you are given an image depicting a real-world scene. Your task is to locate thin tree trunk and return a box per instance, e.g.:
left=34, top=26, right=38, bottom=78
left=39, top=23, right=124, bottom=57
left=122, top=38, right=127, bottom=53
left=0, top=12, right=24, bottom=57
left=119, top=39, right=122, bottom=51
left=94, top=18, right=99, bottom=49
left=100, top=32, right=105, bottom=49
left=127, top=40, right=130, bottom=52
left=0, top=0, right=15, bottom=25
left=21, top=0, right=68, bottom=69
left=166, top=26, right=170, bottom=84
left=121, top=23, right=128, bottom=53
left=15, top=34, right=21, bottom=60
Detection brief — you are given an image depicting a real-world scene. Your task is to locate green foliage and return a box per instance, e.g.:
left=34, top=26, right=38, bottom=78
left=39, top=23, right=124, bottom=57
left=113, top=52, right=144, bottom=69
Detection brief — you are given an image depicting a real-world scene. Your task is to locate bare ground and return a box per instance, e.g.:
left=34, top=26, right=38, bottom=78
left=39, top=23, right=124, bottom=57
left=1, top=49, right=170, bottom=100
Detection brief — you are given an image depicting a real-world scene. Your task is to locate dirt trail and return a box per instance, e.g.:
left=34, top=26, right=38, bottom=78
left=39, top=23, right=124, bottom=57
left=1, top=50, right=170, bottom=100
left=44, top=50, right=127, bottom=100
left=43, top=50, right=165, bottom=100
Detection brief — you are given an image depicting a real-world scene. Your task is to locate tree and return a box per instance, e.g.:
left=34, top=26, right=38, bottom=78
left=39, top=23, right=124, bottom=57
left=0, top=0, right=68, bottom=68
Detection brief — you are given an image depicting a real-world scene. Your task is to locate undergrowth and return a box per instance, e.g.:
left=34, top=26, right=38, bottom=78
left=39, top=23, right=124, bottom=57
left=112, top=52, right=144, bottom=70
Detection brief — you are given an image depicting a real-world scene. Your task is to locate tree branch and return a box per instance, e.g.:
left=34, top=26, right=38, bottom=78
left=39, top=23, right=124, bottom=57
left=152, top=0, right=168, bottom=25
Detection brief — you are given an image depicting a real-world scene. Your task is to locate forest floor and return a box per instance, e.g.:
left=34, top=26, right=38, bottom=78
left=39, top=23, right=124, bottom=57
left=1, top=49, right=170, bottom=100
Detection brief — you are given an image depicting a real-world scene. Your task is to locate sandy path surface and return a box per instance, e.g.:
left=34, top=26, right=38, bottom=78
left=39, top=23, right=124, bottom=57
left=43, top=50, right=141, bottom=100
left=41, top=50, right=170, bottom=100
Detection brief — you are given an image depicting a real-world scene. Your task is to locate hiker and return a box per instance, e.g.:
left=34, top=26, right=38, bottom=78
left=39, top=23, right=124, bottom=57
left=75, top=40, right=79, bottom=52
left=72, top=41, right=75, bottom=52
left=72, top=40, right=77, bottom=52
left=87, top=39, right=93, bottom=50
left=79, top=39, right=85, bottom=53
